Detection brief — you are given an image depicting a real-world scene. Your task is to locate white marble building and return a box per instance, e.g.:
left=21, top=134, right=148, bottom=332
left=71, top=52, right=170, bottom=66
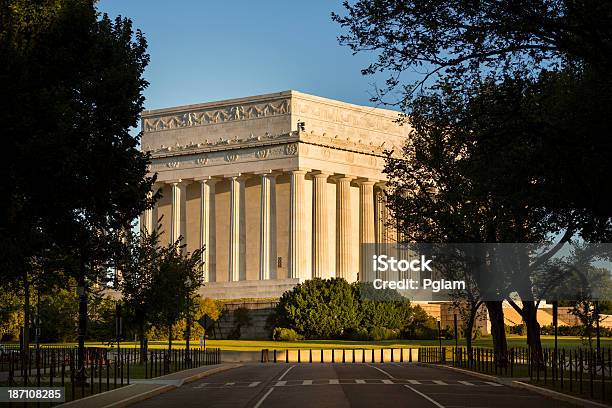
left=140, top=91, right=409, bottom=299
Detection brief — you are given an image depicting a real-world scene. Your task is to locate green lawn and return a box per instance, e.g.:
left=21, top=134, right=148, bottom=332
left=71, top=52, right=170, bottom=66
left=17, top=335, right=612, bottom=351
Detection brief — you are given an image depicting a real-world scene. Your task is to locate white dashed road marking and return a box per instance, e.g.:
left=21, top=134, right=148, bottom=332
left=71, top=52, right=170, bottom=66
left=194, top=379, right=503, bottom=388
left=484, top=381, right=503, bottom=387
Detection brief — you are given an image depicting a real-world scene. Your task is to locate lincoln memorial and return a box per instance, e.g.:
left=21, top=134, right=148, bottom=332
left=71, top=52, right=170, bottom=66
left=140, top=90, right=409, bottom=299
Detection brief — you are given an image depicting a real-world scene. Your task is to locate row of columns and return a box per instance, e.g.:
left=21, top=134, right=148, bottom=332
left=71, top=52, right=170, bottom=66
left=144, top=170, right=384, bottom=283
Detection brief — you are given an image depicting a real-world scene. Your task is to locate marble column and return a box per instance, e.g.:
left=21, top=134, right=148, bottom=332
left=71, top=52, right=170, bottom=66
left=170, top=180, right=186, bottom=246
left=358, top=180, right=375, bottom=281
left=312, top=172, right=331, bottom=278
left=141, top=191, right=154, bottom=234
left=374, top=186, right=388, bottom=280
left=228, top=175, right=246, bottom=282
left=288, top=169, right=307, bottom=279
left=335, top=176, right=354, bottom=280
left=198, top=177, right=217, bottom=283
left=259, top=172, right=277, bottom=280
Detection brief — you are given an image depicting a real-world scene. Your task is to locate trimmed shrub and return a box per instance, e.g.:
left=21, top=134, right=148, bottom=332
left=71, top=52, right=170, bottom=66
left=403, top=305, right=439, bottom=339
left=275, top=278, right=361, bottom=339
left=347, top=327, right=370, bottom=341
left=272, top=327, right=301, bottom=341
left=369, top=326, right=399, bottom=341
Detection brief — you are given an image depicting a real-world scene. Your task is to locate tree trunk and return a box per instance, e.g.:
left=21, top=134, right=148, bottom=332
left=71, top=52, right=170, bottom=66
left=485, top=301, right=508, bottom=367
left=465, top=306, right=477, bottom=362
left=523, top=301, right=544, bottom=366
left=139, top=324, right=147, bottom=363
left=165, top=326, right=172, bottom=373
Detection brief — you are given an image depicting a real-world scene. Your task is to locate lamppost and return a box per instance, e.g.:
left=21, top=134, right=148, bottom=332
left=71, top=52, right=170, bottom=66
left=437, top=318, right=442, bottom=362
left=185, top=277, right=192, bottom=366
left=453, top=313, right=458, bottom=349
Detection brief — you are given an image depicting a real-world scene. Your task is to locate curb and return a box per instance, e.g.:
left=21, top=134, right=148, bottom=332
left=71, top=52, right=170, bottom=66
left=512, top=381, right=611, bottom=408
left=103, top=384, right=175, bottom=408
left=58, top=363, right=242, bottom=408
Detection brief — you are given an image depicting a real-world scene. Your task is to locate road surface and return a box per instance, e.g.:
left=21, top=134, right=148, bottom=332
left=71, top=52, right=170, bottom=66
left=133, top=363, right=573, bottom=408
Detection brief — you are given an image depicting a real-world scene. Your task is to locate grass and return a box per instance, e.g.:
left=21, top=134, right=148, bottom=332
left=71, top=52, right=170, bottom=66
left=7, top=335, right=612, bottom=351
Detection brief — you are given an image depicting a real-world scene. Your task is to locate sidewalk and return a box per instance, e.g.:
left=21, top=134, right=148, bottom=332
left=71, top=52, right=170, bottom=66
left=58, top=363, right=241, bottom=408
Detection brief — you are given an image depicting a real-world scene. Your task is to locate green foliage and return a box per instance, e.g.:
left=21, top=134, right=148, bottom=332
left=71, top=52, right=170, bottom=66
left=150, top=239, right=203, bottom=347
left=37, top=286, right=78, bottom=342
left=0, top=290, right=23, bottom=341
left=197, top=297, right=222, bottom=322
left=276, top=278, right=361, bottom=339
left=359, top=299, right=413, bottom=332
left=347, top=327, right=370, bottom=341
left=540, top=324, right=612, bottom=338
left=86, top=295, right=116, bottom=342
left=369, top=327, right=400, bottom=341
left=0, top=0, right=155, bottom=288
left=402, top=305, right=438, bottom=340
left=272, top=327, right=301, bottom=342
left=275, top=279, right=440, bottom=340
left=506, top=324, right=526, bottom=336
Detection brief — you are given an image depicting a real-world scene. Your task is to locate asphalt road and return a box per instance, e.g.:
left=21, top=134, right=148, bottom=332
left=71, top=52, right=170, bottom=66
left=133, top=363, right=574, bottom=408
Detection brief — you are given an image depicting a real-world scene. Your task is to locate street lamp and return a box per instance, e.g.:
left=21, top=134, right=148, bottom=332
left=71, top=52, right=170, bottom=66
left=185, top=277, right=192, bottom=366
left=437, top=317, right=442, bottom=362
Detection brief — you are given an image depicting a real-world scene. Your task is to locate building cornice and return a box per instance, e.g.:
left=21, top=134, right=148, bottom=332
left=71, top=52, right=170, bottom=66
left=147, top=130, right=402, bottom=160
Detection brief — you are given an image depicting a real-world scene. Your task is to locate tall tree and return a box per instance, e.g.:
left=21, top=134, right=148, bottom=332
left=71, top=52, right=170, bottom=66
left=117, top=225, right=164, bottom=362
left=0, top=0, right=155, bottom=380
left=335, top=0, right=612, bottom=359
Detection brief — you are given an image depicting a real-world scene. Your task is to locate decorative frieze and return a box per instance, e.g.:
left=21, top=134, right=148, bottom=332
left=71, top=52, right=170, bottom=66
left=143, top=99, right=290, bottom=132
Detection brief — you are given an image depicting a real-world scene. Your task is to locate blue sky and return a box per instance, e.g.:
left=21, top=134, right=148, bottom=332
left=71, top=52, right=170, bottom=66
left=97, top=0, right=398, bottom=112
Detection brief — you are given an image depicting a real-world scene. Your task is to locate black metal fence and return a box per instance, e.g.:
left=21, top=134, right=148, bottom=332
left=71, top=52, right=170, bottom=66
left=419, top=346, right=612, bottom=403
left=1, top=346, right=221, bottom=404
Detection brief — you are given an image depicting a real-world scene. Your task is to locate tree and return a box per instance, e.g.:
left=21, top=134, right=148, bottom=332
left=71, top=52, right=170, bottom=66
left=150, top=239, right=203, bottom=359
left=276, top=278, right=362, bottom=339
left=0, top=0, right=155, bottom=380
left=333, top=1, right=612, bottom=107
left=117, top=225, right=164, bottom=362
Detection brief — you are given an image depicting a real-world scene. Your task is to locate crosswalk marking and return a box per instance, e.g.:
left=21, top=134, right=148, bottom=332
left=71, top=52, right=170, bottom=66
left=484, top=381, right=502, bottom=387
left=196, top=379, right=504, bottom=388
